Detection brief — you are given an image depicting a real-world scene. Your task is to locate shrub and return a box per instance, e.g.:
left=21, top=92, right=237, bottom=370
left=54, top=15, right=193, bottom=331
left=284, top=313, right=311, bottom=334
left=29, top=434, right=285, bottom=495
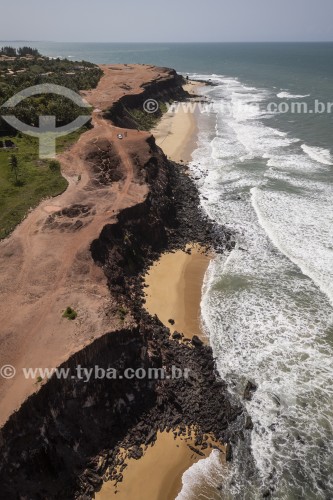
left=49, top=160, right=61, bottom=172
left=118, top=306, right=128, bottom=321
left=62, top=306, right=77, bottom=320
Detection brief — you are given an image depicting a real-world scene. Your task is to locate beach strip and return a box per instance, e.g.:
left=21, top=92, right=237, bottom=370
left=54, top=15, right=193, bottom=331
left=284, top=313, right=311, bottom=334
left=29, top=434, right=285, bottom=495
left=95, top=429, right=225, bottom=500
left=151, top=81, right=200, bottom=163
left=96, top=81, right=219, bottom=500
left=144, top=244, right=211, bottom=340
left=146, top=81, right=211, bottom=341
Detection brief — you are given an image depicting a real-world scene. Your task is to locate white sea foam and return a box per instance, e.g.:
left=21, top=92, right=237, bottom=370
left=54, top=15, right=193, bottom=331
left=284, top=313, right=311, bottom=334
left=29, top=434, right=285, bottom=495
left=252, top=186, right=333, bottom=305
left=176, top=450, right=224, bottom=500
left=202, top=248, right=333, bottom=497
left=266, top=152, right=324, bottom=172
left=277, top=91, right=310, bottom=99
left=301, top=144, right=332, bottom=165
left=182, top=72, right=333, bottom=499
left=265, top=168, right=329, bottom=193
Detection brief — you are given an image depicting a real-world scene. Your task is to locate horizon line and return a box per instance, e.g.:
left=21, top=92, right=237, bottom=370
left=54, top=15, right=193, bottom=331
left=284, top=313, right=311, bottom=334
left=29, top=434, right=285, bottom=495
left=1, top=40, right=333, bottom=44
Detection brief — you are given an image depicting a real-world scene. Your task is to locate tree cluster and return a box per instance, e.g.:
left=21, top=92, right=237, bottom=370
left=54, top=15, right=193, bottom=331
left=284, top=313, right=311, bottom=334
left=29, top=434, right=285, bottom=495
left=0, top=46, right=41, bottom=57
left=0, top=50, right=103, bottom=133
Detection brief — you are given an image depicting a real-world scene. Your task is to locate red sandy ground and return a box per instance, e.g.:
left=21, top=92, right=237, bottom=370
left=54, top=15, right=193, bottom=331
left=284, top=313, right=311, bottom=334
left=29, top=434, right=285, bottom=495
left=0, top=64, right=169, bottom=426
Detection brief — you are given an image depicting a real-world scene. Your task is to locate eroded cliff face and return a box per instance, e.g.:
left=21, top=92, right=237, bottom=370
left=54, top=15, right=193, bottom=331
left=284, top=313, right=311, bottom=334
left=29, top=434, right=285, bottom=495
left=105, top=68, right=188, bottom=129
left=0, top=70, right=251, bottom=499
left=0, top=319, right=245, bottom=499
left=91, top=136, right=235, bottom=311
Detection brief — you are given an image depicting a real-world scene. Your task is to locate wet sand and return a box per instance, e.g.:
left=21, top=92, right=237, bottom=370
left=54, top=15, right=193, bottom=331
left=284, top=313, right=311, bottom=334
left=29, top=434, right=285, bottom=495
left=95, top=429, right=225, bottom=500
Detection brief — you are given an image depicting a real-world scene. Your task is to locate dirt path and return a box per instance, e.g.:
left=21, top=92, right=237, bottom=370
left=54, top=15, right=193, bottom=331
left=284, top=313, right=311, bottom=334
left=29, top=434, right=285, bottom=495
left=0, top=64, right=167, bottom=425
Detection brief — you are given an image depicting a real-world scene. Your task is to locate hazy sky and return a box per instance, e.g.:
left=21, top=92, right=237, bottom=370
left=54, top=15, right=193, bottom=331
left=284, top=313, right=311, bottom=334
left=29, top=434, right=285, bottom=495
left=1, top=0, right=332, bottom=43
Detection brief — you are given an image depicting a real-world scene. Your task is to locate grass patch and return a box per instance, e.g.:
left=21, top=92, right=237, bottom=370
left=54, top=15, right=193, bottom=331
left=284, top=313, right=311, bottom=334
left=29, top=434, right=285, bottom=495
left=127, top=101, right=168, bottom=131
left=62, top=306, right=78, bottom=320
left=0, top=127, right=88, bottom=240
left=56, top=125, right=90, bottom=153
left=0, top=135, right=68, bottom=239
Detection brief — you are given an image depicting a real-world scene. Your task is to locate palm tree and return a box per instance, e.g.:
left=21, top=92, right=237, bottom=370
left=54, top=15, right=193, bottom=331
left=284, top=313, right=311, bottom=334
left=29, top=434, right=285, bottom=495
left=9, top=154, right=19, bottom=184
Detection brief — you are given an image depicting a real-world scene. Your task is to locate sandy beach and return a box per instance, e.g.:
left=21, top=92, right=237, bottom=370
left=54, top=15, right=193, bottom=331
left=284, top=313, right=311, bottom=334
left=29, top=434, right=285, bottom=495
left=96, top=429, right=225, bottom=500
left=144, top=244, right=211, bottom=340
left=95, top=82, right=222, bottom=500
left=146, top=82, right=212, bottom=341
left=151, top=81, right=200, bottom=163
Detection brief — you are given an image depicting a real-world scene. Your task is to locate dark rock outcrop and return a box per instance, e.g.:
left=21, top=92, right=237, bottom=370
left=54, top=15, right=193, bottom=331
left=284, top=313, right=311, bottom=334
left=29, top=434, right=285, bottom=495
left=0, top=73, right=249, bottom=499
left=0, top=317, right=245, bottom=498
left=105, top=68, right=188, bottom=129
left=244, top=380, right=258, bottom=401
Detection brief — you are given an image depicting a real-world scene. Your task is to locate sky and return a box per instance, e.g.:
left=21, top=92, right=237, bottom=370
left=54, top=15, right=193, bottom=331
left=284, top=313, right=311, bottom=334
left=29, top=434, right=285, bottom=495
left=0, top=0, right=332, bottom=43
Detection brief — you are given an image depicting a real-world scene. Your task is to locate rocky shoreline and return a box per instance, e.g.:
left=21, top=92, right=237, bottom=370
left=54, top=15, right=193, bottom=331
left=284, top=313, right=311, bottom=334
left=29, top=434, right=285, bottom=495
left=0, top=69, right=253, bottom=499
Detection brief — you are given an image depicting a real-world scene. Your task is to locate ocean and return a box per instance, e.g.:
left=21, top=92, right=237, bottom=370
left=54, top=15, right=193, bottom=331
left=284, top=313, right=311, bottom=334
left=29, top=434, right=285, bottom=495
left=12, top=41, right=333, bottom=498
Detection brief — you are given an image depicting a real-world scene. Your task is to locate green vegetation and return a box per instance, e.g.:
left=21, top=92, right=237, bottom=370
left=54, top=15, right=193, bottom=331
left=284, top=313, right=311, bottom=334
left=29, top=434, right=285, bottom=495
left=0, top=47, right=102, bottom=239
left=0, top=46, right=40, bottom=57
left=0, top=45, right=101, bottom=134
left=127, top=102, right=168, bottom=131
left=0, top=134, right=70, bottom=239
left=0, top=128, right=89, bottom=240
left=118, top=306, right=128, bottom=321
left=9, top=154, right=19, bottom=184
left=56, top=126, right=90, bottom=153
left=62, top=306, right=78, bottom=320
left=0, top=49, right=102, bottom=133
left=48, top=159, right=61, bottom=172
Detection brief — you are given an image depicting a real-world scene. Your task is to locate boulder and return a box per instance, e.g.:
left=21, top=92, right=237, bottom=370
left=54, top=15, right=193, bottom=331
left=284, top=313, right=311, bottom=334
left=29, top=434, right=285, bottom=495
left=191, top=335, right=203, bottom=347
left=225, top=443, right=233, bottom=462
left=243, top=380, right=258, bottom=401
left=172, top=331, right=182, bottom=340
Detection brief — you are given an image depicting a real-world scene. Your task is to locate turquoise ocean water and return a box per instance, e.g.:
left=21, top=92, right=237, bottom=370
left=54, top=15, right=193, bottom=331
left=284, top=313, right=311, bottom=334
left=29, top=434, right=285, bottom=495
left=10, top=42, right=333, bottom=498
